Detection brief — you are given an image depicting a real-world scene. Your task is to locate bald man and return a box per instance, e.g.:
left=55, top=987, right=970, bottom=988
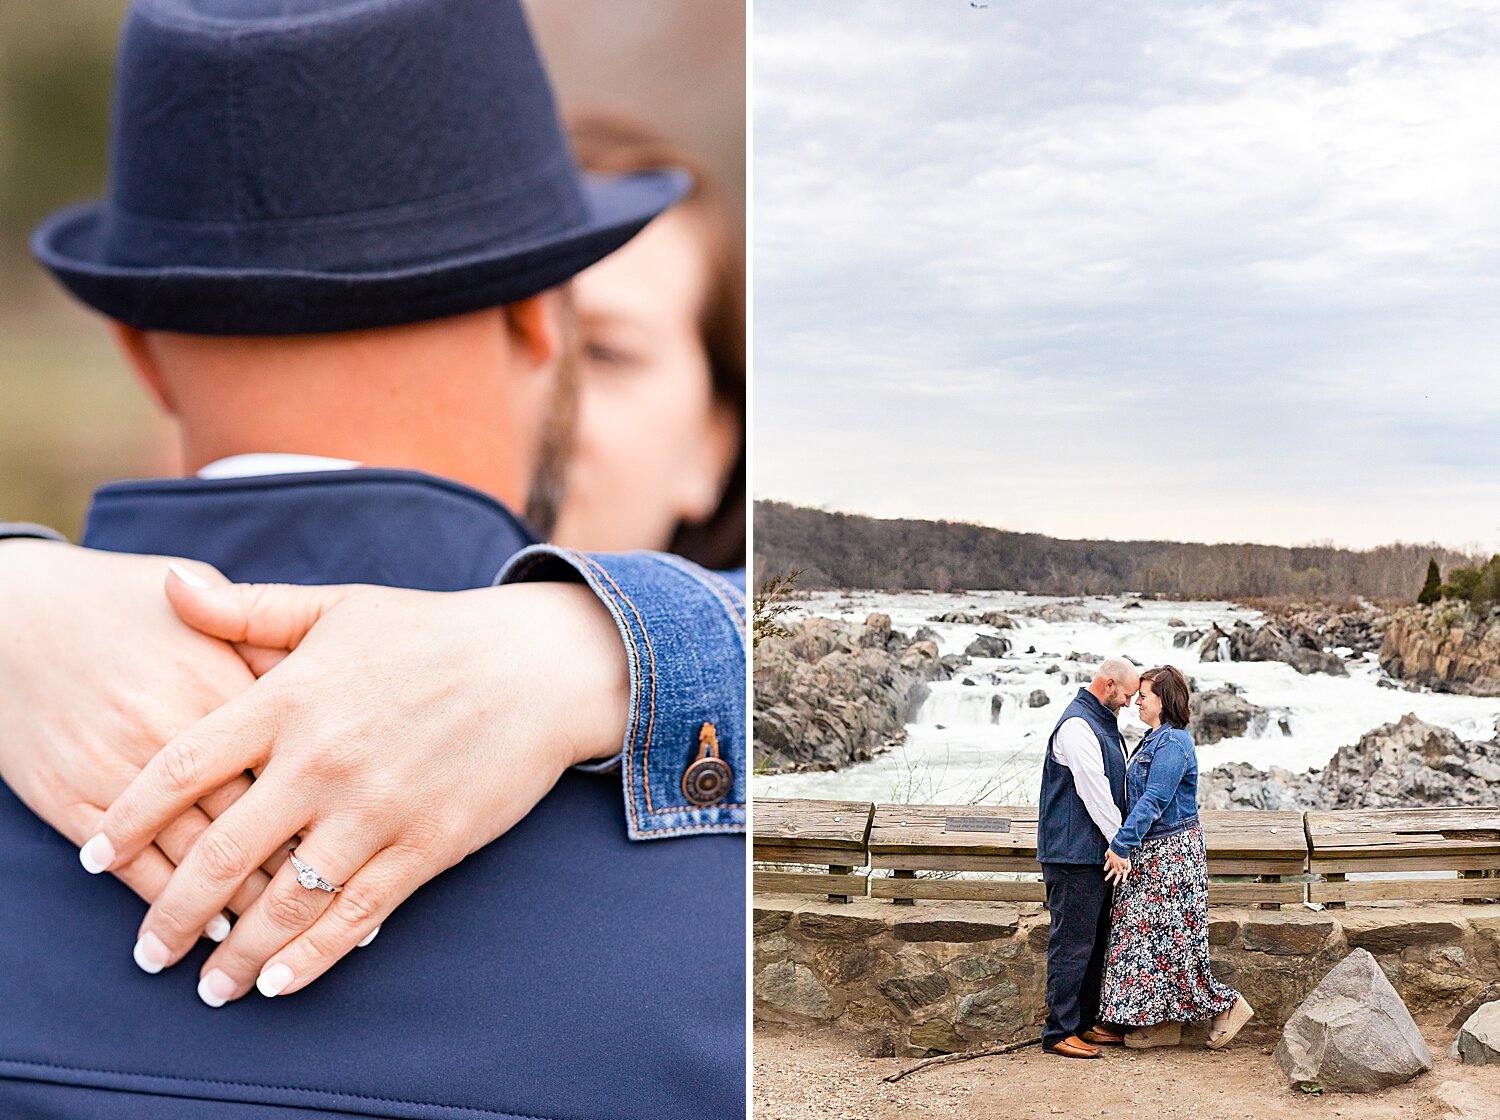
left=1037, top=657, right=1140, bottom=1058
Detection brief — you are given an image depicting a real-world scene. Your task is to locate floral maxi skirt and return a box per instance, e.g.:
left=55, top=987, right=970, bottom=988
left=1098, top=823, right=1240, bottom=1026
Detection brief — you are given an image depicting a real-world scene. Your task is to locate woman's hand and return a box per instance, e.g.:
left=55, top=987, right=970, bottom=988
left=1104, top=848, right=1131, bottom=886
left=0, top=541, right=282, bottom=930
left=86, top=569, right=629, bottom=1006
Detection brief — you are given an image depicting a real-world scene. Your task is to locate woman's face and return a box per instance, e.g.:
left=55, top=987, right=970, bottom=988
left=1137, top=678, right=1163, bottom=726
left=550, top=209, right=738, bottom=553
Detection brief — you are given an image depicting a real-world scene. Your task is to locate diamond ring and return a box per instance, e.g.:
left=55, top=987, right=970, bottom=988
left=289, top=851, right=342, bottom=893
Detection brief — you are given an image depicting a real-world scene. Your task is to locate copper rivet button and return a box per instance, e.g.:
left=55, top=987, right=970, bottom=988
left=682, top=756, right=732, bottom=807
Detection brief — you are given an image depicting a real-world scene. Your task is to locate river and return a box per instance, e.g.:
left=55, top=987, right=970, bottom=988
left=753, top=589, right=1500, bottom=805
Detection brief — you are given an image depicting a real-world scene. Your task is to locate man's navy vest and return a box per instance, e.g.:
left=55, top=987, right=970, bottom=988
left=1036, top=688, right=1127, bottom=865
left=0, top=469, right=744, bottom=1120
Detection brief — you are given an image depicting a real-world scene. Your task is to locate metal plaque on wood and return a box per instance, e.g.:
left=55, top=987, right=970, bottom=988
left=946, top=815, right=1011, bottom=833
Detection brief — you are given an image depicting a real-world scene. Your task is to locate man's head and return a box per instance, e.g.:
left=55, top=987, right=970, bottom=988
left=32, top=0, right=688, bottom=531
left=111, top=296, right=578, bottom=534
left=1087, top=657, right=1140, bottom=713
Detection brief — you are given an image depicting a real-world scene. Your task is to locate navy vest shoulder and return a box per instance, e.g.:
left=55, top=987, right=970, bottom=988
left=1036, top=688, right=1128, bottom=865
left=0, top=469, right=745, bottom=1120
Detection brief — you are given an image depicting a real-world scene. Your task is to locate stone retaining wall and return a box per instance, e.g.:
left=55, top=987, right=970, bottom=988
left=753, top=896, right=1500, bottom=1057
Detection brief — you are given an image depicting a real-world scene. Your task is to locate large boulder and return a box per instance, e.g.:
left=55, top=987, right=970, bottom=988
left=1456, top=1002, right=1500, bottom=1065
left=1172, top=627, right=1204, bottom=649
left=1192, top=684, right=1276, bottom=745
left=1247, top=622, right=1296, bottom=663
left=1288, top=647, right=1350, bottom=677
left=1274, top=948, right=1432, bottom=1092
left=964, top=633, right=1011, bottom=659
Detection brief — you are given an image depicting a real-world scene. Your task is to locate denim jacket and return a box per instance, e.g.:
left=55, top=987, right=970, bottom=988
left=1108, top=724, right=1199, bottom=857
left=0, top=521, right=746, bottom=843
left=497, top=546, right=745, bottom=840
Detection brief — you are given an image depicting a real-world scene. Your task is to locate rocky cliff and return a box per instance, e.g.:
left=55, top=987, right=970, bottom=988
left=1380, top=604, right=1500, bottom=696
left=754, top=614, right=956, bottom=773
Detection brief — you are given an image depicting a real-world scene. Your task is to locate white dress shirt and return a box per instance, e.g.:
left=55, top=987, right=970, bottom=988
left=196, top=453, right=361, bottom=479
left=1051, top=716, right=1124, bottom=843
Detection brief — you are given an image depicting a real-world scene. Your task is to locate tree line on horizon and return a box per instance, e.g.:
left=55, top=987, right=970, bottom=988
left=755, top=501, right=1487, bottom=603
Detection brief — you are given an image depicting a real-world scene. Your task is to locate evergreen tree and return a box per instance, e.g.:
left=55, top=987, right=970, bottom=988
left=1443, top=566, right=1482, bottom=602
left=1418, top=558, right=1442, bottom=605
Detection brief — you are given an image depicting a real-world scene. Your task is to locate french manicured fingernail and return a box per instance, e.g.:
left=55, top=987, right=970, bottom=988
left=133, top=931, right=170, bottom=974
left=204, top=914, right=231, bottom=943
left=167, top=561, right=210, bottom=588
left=358, top=925, right=381, bottom=948
left=197, top=968, right=236, bottom=1008
left=79, top=833, right=114, bottom=874
left=257, top=962, right=293, bottom=998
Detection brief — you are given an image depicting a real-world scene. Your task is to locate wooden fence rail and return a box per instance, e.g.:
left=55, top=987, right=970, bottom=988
left=751, top=798, right=872, bottom=903
left=1305, top=808, right=1500, bottom=907
left=753, top=798, right=1500, bottom=908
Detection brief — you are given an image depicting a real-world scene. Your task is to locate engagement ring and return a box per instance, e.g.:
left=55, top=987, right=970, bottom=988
left=289, top=851, right=342, bottom=893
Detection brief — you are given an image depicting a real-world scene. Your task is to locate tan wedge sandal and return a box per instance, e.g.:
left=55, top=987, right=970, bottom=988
left=1206, top=995, right=1254, bottom=1050
left=1124, top=1021, right=1182, bottom=1049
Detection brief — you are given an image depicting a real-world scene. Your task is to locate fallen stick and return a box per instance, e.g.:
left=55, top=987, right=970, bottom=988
left=883, top=1035, right=1043, bottom=1082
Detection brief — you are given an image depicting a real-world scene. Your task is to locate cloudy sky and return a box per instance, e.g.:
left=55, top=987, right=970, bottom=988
left=753, top=0, right=1500, bottom=552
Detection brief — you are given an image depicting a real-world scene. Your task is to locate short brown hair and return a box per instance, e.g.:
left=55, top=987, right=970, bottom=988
left=567, top=110, right=745, bottom=570
left=1141, top=665, right=1192, bottom=730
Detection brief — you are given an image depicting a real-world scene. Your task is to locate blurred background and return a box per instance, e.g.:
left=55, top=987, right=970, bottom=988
left=0, top=0, right=744, bottom=536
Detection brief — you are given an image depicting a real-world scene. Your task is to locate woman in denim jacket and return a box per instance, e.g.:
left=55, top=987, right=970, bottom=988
left=1098, top=665, right=1254, bottom=1050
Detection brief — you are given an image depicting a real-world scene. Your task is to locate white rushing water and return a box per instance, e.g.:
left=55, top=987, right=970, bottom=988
left=753, top=589, right=1500, bottom=806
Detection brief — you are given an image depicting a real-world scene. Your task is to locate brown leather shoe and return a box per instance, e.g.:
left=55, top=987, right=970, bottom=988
left=1081, top=1025, right=1125, bottom=1045
left=1044, top=1035, right=1102, bottom=1059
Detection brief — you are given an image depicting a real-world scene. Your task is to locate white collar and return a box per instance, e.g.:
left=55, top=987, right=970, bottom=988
left=196, top=453, right=362, bottom=480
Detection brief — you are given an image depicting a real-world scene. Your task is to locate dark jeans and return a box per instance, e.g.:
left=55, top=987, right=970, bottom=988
left=1041, top=862, right=1113, bottom=1047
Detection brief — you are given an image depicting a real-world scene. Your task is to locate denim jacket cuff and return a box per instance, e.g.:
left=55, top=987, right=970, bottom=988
left=495, top=545, right=746, bottom=841
left=0, top=522, right=69, bottom=544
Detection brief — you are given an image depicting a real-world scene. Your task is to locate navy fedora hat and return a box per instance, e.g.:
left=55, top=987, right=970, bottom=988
left=31, top=0, right=688, bottom=335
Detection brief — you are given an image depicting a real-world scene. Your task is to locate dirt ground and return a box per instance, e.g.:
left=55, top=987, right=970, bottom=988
left=753, top=1020, right=1500, bottom=1120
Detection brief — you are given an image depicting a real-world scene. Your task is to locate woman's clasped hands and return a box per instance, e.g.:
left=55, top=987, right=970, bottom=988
left=81, top=565, right=628, bottom=1007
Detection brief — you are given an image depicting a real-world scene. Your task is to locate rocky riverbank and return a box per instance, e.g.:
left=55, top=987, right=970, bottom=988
left=1199, top=713, right=1500, bottom=811
left=1381, top=603, right=1500, bottom=696
left=1194, top=618, right=1350, bottom=676
left=1262, top=602, right=1388, bottom=656
left=1169, top=602, right=1385, bottom=678
left=1182, top=599, right=1500, bottom=697
left=754, top=613, right=961, bottom=773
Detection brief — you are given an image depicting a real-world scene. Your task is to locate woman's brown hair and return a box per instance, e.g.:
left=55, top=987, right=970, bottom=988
left=567, top=110, right=746, bottom=571
left=1141, top=665, right=1192, bottom=730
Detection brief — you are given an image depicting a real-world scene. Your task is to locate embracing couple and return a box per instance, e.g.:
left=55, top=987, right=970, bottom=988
left=1038, top=657, right=1255, bottom=1058
left=0, top=1, right=744, bottom=1117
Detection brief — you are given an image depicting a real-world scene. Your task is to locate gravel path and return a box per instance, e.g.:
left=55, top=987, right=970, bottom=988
left=754, top=1022, right=1500, bottom=1120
